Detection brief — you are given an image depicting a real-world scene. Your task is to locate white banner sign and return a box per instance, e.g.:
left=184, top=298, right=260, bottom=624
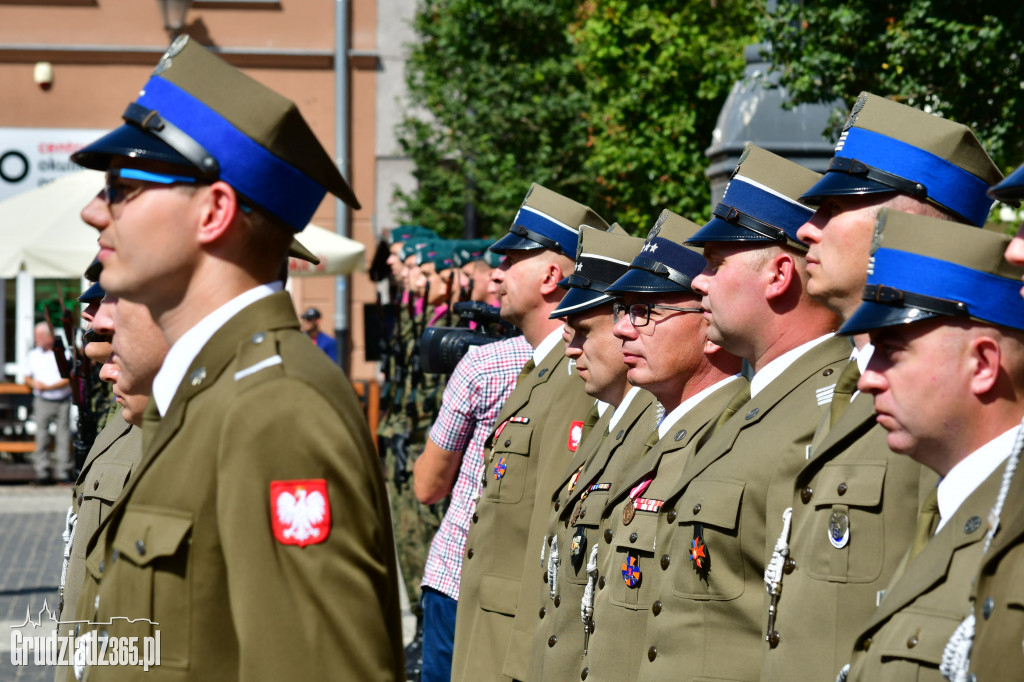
left=0, top=127, right=110, bottom=202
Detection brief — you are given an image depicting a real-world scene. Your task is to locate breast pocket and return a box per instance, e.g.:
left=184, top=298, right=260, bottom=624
left=874, top=608, right=960, bottom=671
left=81, top=461, right=133, bottom=530
left=564, top=489, right=609, bottom=586
left=109, top=506, right=194, bottom=667
left=670, top=479, right=745, bottom=601
left=806, top=462, right=887, bottom=583
left=485, top=422, right=533, bottom=504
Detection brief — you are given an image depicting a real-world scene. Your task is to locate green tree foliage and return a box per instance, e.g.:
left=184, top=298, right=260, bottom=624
left=760, top=1, right=1024, bottom=173
left=395, top=0, right=594, bottom=238
left=571, top=1, right=761, bottom=231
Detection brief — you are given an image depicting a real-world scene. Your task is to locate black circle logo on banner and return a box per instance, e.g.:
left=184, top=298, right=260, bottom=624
left=0, top=151, right=30, bottom=184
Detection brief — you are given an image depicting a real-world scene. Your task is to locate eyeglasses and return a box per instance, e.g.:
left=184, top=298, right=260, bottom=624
left=102, top=167, right=200, bottom=209
left=612, top=301, right=703, bottom=334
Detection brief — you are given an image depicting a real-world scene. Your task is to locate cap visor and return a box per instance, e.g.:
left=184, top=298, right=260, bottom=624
left=550, top=288, right=613, bottom=318
left=989, top=165, right=1024, bottom=205
left=606, top=267, right=689, bottom=294
left=77, top=281, right=106, bottom=303
left=687, top=218, right=774, bottom=246
left=799, top=171, right=897, bottom=207
left=838, top=301, right=940, bottom=336
left=70, top=123, right=197, bottom=172
left=490, top=232, right=545, bottom=255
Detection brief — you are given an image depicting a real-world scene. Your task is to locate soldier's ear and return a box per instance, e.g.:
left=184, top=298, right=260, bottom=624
left=967, top=333, right=1002, bottom=397
left=196, top=181, right=244, bottom=247
left=764, top=251, right=797, bottom=302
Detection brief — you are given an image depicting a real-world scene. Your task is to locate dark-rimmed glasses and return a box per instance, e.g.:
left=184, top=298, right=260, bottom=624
left=612, top=301, right=702, bottom=334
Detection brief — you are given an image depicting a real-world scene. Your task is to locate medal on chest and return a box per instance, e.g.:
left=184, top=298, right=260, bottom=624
left=690, top=522, right=711, bottom=583
left=621, top=550, right=641, bottom=588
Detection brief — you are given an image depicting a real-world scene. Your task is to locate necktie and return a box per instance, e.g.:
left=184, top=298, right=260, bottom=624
left=908, top=488, right=940, bottom=562
left=638, top=429, right=659, bottom=456
left=712, top=382, right=752, bottom=433
left=829, top=360, right=861, bottom=427
left=516, top=358, right=536, bottom=385
left=581, top=402, right=601, bottom=443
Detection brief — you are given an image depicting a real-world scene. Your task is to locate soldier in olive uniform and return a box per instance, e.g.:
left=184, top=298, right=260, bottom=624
left=573, top=211, right=744, bottom=682
left=69, top=37, right=403, bottom=680
left=755, top=95, right=1004, bottom=680
left=834, top=210, right=1024, bottom=682
left=79, top=262, right=117, bottom=429
left=452, top=184, right=608, bottom=682
left=519, top=225, right=657, bottom=680
left=628, top=148, right=846, bottom=681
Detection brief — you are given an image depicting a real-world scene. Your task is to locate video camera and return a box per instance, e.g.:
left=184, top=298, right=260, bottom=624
left=419, top=301, right=520, bottom=374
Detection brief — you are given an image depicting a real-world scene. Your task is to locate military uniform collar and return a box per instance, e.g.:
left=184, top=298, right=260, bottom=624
left=532, top=326, right=564, bottom=367
left=658, top=374, right=742, bottom=439
left=152, top=281, right=282, bottom=415
left=608, top=386, right=642, bottom=432
left=751, top=332, right=835, bottom=398
left=936, top=425, right=1020, bottom=533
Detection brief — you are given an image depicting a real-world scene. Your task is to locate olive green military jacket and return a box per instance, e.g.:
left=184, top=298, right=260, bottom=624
left=635, top=336, right=850, bottom=682
left=845, top=467, right=1002, bottom=682
left=967, top=456, right=1024, bottom=682
left=581, top=377, right=745, bottom=682
left=522, top=389, right=658, bottom=681
left=55, top=414, right=141, bottom=682
left=452, top=341, right=592, bottom=682
left=760, top=388, right=931, bottom=682
left=72, top=292, right=404, bottom=681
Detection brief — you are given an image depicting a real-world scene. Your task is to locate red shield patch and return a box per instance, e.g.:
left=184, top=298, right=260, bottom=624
left=567, top=420, right=584, bottom=452
left=270, top=479, right=331, bottom=547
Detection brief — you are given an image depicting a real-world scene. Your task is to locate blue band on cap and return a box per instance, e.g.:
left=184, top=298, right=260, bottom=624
left=721, top=177, right=814, bottom=240
left=137, top=77, right=326, bottom=231
left=837, top=127, right=992, bottom=226
left=868, top=248, right=1024, bottom=331
left=514, top=206, right=579, bottom=256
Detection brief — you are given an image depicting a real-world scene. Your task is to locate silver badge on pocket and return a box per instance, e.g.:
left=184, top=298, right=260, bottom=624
left=828, top=511, right=850, bottom=549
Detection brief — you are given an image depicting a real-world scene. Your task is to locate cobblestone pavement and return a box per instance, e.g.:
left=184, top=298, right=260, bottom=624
left=0, top=483, right=70, bottom=681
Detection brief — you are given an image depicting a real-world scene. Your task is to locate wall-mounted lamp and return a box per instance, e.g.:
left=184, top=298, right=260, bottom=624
left=33, top=62, right=53, bottom=91
left=158, top=0, right=193, bottom=41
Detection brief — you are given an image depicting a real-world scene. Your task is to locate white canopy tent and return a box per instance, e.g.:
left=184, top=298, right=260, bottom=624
left=0, top=170, right=365, bottom=378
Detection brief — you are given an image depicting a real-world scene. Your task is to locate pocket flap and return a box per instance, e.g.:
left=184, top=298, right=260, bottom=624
left=813, top=462, right=887, bottom=507
left=615, top=512, right=659, bottom=552
left=492, top=422, right=532, bottom=457
left=112, top=507, right=193, bottom=567
left=874, top=609, right=960, bottom=665
left=676, top=478, right=744, bottom=530
left=83, top=461, right=133, bottom=503
left=478, top=572, right=520, bottom=616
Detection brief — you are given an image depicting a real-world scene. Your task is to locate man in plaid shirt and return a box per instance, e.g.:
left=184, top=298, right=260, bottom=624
left=414, top=333, right=533, bottom=682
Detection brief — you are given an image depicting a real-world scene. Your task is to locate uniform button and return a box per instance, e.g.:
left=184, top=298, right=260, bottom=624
left=98, top=560, right=104, bottom=573
left=604, top=529, right=613, bottom=543
left=837, top=482, right=848, bottom=495
left=783, top=558, right=796, bottom=574
left=543, top=571, right=548, bottom=583
left=767, top=631, right=780, bottom=648
left=504, top=439, right=511, bottom=447
left=579, top=509, right=586, bottom=519
left=983, top=597, right=995, bottom=619
left=652, top=600, right=662, bottom=615
left=692, top=503, right=701, bottom=515
left=666, top=509, right=677, bottom=523
left=467, top=548, right=474, bottom=559
left=629, top=532, right=638, bottom=542
left=800, top=487, right=813, bottom=504
left=77, top=494, right=84, bottom=506
left=93, top=480, right=99, bottom=490
left=906, top=634, right=918, bottom=648
left=581, top=667, right=589, bottom=680
left=616, top=430, right=624, bottom=441
left=251, top=332, right=266, bottom=344
left=660, top=555, right=670, bottom=570
left=548, top=635, right=557, bottom=647
left=472, top=513, right=479, bottom=523
left=539, top=607, right=546, bottom=619
left=648, top=646, right=657, bottom=662
left=112, top=549, right=119, bottom=563
left=823, top=368, right=834, bottom=376
left=598, top=577, right=606, bottom=589
left=554, top=500, right=560, bottom=511
left=862, top=638, right=872, bottom=651
left=554, top=595, right=561, bottom=607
